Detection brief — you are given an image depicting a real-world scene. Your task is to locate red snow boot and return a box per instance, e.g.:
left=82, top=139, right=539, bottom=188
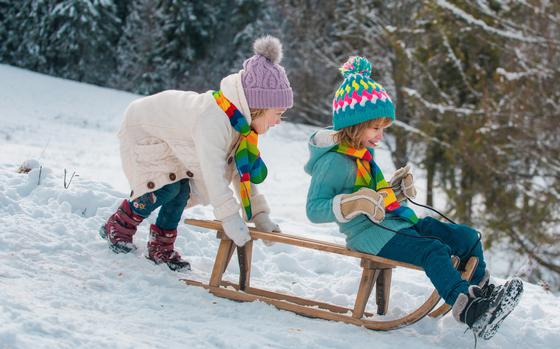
left=99, top=200, right=143, bottom=253
left=147, top=224, right=191, bottom=271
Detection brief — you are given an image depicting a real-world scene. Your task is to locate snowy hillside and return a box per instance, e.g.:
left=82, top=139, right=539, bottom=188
left=0, top=65, right=558, bottom=349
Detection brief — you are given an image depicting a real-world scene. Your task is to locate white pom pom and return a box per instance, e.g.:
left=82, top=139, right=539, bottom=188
left=253, top=35, right=283, bottom=64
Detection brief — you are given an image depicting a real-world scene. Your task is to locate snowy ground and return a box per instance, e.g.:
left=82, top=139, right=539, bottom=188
left=0, top=64, right=558, bottom=349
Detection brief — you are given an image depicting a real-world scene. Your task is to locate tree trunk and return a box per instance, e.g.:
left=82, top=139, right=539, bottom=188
left=391, top=42, right=409, bottom=168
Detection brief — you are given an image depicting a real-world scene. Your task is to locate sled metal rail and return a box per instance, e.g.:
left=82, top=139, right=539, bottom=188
left=181, top=219, right=477, bottom=330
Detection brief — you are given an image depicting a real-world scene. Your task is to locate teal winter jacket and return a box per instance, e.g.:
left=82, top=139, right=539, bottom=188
left=304, top=129, right=414, bottom=255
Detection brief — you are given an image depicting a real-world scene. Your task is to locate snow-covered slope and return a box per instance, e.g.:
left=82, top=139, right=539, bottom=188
left=0, top=65, right=558, bottom=349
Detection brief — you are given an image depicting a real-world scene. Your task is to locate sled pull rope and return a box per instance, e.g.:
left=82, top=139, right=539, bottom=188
left=407, top=197, right=456, bottom=225
left=405, top=195, right=482, bottom=267
left=368, top=219, right=482, bottom=272
left=375, top=186, right=456, bottom=224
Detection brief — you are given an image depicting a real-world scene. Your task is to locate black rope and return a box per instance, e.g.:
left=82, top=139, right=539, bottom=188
left=407, top=197, right=456, bottom=224
left=406, top=195, right=482, bottom=269
left=375, top=185, right=455, bottom=224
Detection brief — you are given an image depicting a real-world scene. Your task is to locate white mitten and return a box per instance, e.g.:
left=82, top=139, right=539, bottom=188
left=252, top=212, right=280, bottom=246
left=221, top=213, right=251, bottom=247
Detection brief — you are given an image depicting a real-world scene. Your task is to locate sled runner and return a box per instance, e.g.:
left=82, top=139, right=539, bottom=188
left=181, top=219, right=478, bottom=331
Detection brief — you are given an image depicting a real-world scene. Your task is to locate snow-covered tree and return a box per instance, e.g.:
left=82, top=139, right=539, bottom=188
left=111, top=0, right=166, bottom=94
left=191, top=0, right=268, bottom=90
left=152, top=0, right=217, bottom=90
left=396, top=0, right=560, bottom=287
left=0, top=0, right=121, bottom=85
left=0, top=0, right=16, bottom=62
left=109, top=0, right=266, bottom=93
left=46, top=0, right=121, bottom=84
left=155, top=0, right=266, bottom=91
left=0, top=1, right=55, bottom=71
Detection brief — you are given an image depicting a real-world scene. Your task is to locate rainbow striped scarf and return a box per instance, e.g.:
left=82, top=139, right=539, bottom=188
left=332, top=142, right=418, bottom=224
left=213, top=90, right=267, bottom=220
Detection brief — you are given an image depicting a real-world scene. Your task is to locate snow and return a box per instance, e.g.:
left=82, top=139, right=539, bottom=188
left=0, top=64, right=558, bottom=349
left=495, top=67, right=544, bottom=80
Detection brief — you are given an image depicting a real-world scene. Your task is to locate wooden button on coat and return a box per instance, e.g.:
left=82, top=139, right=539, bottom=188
left=169, top=173, right=176, bottom=181
left=147, top=181, right=155, bottom=189
left=186, top=171, right=194, bottom=178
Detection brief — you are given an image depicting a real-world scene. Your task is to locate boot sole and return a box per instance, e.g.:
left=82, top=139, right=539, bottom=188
left=472, top=278, right=524, bottom=340
left=98, top=226, right=136, bottom=254
left=145, top=255, right=192, bottom=272
left=166, top=261, right=192, bottom=272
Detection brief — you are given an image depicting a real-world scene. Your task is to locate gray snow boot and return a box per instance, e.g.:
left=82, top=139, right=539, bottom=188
left=453, top=277, right=524, bottom=340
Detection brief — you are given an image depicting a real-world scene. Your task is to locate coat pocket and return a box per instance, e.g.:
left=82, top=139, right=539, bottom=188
left=135, top=141, right=172, bottom=163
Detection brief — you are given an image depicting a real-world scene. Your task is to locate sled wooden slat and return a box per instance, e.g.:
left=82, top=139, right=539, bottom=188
left=182, top=218, right=479, bottom=331
left=207, top=286, right=442, bottom=331
left=183, top=279, right=376, bottom=317
left=187, top=219, right=421, bottom=271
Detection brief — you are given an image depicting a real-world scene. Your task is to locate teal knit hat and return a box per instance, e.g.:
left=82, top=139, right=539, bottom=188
left=332, top=56, right=395, bottom=130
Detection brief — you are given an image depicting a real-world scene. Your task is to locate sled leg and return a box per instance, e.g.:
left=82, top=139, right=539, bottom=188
left=237, top=241, right=253, bottom=291
left=209, top=238, right=235, bottom=287
left=353, top=260, right=380, bottom=319
left=223, top=242, right=236, bottom=274
left=376, top=268, right=393, bottom=315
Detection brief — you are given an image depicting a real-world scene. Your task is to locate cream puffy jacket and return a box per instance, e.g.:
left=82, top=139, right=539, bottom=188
left=118, top=72, right=270, bottom=221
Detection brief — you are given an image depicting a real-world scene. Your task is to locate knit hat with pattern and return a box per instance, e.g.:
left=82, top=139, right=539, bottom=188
left=332, top=56, right=395, bottom=130
left=241, top=35, right=293, bottom=109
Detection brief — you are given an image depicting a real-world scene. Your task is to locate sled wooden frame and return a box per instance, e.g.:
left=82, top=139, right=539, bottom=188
left=182, top=219, right=478, bottom=331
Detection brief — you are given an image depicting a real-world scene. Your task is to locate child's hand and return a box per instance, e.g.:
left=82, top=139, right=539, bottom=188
left=253, top=212, right=281, bottom=233
left=334, top=188, right=387, bottom=223
left=390, top=164, right=417, bottom=201
left=221, top=213, right=251, bottom=246
left=252, top=212, right=281, bottom=247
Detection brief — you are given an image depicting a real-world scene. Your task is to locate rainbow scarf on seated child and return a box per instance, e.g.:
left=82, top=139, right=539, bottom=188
left=332, top=142, right=418, bottom=224
left=213, top=90, right=267, bottom=220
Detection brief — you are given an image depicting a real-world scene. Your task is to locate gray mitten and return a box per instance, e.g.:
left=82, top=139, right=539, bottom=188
left=252, top=212, right=280, bottom=246
left=334, top=188, right=387, bottom=223
left=389, top=164, right=417, bottom=201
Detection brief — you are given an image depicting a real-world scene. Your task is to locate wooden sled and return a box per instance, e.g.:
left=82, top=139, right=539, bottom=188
left=182, top=219, right=478, bottom=331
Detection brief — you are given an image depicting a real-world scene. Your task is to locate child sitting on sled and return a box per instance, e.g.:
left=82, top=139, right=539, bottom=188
left=304, top=56, right=522, bottom=340
left=99, top=36, right=292, bottom=271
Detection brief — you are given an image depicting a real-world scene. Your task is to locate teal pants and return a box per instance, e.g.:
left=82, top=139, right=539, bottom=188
left=129, top=179, right=190, bottom=230
left=377, top=217, right=487, bottom=305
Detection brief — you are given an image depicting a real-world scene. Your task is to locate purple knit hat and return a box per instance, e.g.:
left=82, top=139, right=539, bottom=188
left=241, top=36, right=293, bottom=109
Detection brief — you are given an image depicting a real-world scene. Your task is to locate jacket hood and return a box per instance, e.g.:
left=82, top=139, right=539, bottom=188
left=220, top=71, right=252, bottom=124
left=304, top=127, right=339, bottom=175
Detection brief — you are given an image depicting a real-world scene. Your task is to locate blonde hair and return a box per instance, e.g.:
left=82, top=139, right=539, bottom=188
left=250, top=109, right=266, bottom=119
left=334, top=117, right=392, bottom=148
